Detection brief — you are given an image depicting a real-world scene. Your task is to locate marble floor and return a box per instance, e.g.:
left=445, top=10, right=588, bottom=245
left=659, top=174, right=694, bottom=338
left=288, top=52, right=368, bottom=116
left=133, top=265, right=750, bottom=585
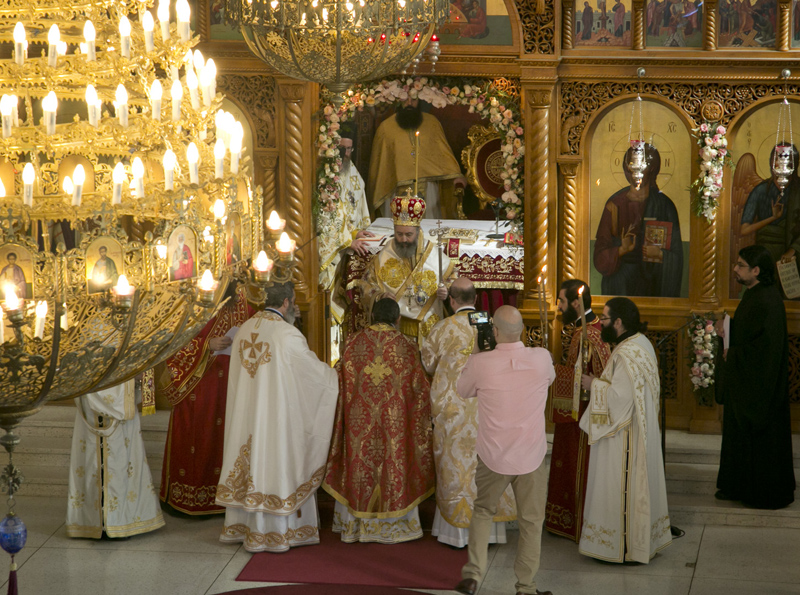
left=6, top=496, right=800, bottom=595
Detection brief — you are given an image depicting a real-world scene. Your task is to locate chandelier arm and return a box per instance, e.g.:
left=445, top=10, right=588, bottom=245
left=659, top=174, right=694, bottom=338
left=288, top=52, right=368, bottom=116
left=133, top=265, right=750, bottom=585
left=31, top=302, right=64, bottom=411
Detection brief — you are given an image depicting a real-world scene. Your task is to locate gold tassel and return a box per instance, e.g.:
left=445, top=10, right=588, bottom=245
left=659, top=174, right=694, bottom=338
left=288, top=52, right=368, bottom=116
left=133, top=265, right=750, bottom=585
left=140, top=368, right=156, bottom=416
left=591, top=413, right=609, bottom=425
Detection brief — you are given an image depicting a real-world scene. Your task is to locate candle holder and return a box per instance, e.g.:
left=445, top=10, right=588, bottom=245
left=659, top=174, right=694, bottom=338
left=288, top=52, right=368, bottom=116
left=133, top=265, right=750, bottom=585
left=110, top=286, right=135, bottom=311
left=196, top=270, right=219, bottom=308
left=1, top=301, right=25, bottom=326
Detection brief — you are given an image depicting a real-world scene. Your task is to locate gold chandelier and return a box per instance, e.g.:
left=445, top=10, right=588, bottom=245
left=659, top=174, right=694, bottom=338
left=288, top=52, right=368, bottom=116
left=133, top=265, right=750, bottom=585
left=0, top=0, right=274, bottom=426
left=223, top=0, right=450, bottom=99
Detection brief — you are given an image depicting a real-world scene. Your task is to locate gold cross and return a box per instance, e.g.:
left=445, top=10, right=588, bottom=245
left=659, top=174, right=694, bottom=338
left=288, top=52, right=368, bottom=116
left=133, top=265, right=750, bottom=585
left=242, top=332, right=264, bottom=359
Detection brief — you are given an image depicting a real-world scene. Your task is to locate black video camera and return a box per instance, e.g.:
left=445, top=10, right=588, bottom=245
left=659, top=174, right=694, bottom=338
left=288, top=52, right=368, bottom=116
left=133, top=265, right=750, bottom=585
left=468, top=310, right=496, bottom=352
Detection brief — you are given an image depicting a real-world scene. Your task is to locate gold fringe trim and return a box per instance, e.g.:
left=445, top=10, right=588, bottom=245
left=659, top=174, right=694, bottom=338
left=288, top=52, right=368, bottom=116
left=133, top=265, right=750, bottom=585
left=322, top=483, right=435, bottom=521
left=591, top=414, right=609, bottom=425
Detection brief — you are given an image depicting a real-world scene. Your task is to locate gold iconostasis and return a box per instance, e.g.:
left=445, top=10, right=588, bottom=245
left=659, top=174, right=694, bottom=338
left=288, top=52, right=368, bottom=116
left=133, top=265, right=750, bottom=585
left=191, top=0, right=800, bottom=432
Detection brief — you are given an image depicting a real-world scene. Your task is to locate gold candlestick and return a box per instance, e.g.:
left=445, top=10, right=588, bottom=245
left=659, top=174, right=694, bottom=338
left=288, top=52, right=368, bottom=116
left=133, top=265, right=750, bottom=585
left=414, top=130, right=419, bottom=197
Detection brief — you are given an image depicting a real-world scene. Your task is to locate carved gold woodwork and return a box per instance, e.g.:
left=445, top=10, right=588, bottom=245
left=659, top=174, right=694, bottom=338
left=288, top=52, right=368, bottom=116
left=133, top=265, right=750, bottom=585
left=632, top=0, right=645, bottom=50
left=559, top=161, right=580, bottom=282
left=259, top=153, right=279, bottom=217
left=217, top=75, right=277, bottom=149
left=517, top=0, right=556, bottom=54
left=779, top=0, right=792, bottom=51
left=461, top=125, right=504, bottom=210
left=562, top=0, right=574, bottom=50
left=704, top=0, right=718, bottom=50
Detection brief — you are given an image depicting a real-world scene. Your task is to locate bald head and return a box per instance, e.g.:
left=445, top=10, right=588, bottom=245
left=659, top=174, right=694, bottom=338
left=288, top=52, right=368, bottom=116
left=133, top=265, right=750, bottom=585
left=449, top=277, right=476, bottom=308
left=493, top=305, right=524, bottom=343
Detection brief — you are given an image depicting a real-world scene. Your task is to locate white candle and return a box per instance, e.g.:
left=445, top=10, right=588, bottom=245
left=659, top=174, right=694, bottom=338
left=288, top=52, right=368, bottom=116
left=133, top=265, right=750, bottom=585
left=85, top=84, right=98, bottom=126
left=0, top=95, right=12, bottom=138
left=132, top=157, right=145, bottom=197
left=158, top=0, right=170, bottom=41
left=115, top=84, right=128, bottom=127
left=57, top=41, right=67, bottom=57
left=119, top=16, right=131, bottom=59
left=142, top=11, right=155, bottom=52
left=176, top=0, right=191, bottom=41
left=0, top=309, right=4, bottom=343
left=47, top=24, right=59, bottom=67
left=213, top=198, right=225, bottom=221
left=0, top=179, right=5, bottom=199
left=171, top=80, right=182, bottom=122
left=11, top=95, right=18, bottom=127
left=214, top=138, right=225, bottom=179
left=163, top=149, right=176, bottom=190
left=62, top=176, right=73, bottom=198
left=112, top=162, right=125, bottom=204
left=22, top=163, right=34, bottom=206
left=150, top=79, right=163, bottom=121
left=230, top=122, right=243, bottom=174
left=276, top=232, right=296, bottom=255
left=84, top=21, right=96, bottom=61
left=186, top=68, right=200, bottom=109
left=155, top=242, right=167, bottom=259
left=205, top=58, right=217, bottom=103
left=187, top=142, right=199, bottom=184
left=34, top=300, right=47, bottom=339
left=42, top=91, right=57, bottom=135
left=193, top=49, right=204, bottom=74
left=199, top=64, right=212, bottom=107
left=72, top=164, right=85, bottom=206
left=60, top=303, right=68, bottom=331
left=13, top=22, right=25, bottom=66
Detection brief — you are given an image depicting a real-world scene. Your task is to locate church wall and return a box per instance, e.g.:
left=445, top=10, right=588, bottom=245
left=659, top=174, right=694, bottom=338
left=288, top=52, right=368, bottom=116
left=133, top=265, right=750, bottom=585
left=193, top=0, right=800, bottom=431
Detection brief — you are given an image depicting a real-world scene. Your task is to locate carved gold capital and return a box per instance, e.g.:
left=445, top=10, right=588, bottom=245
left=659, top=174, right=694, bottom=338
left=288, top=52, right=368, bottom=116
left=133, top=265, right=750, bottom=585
left=527, top=87, right=553, bottom=109
left=260, top=155, right=278, bottom=170
left=561, top=162, right=579, bottom=178
left=279, top=84, right=306, bottom=102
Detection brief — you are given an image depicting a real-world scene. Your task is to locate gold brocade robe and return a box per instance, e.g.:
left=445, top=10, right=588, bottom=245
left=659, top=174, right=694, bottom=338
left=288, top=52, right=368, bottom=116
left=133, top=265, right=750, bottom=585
left=323, top=324, right=435, bottom=519
left=368, top=113, right=463, bottom=213
left=358, top=233, right=454, bottom=340
left=421, top=312, right=516, bottom=528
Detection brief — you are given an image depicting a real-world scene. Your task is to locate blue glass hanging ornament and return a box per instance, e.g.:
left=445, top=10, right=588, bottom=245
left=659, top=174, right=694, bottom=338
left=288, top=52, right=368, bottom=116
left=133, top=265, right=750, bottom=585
left=0, top=513, right=26, bottom=556
left=0, top=443, right=26, bottom=595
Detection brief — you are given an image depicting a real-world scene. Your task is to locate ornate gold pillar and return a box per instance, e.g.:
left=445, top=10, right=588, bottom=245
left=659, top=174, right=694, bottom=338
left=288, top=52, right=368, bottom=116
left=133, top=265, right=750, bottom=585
left=779, top=0, right=792, bottom=51
left=562, top=0, right=574, bottom=50
left=704, top=0, right=718, bottom=50
left=559, top=160, right=581, bottom=282
left=522, top=84, right=555, bottom=306
left=257, top=153, right=279, bottom=217
left=632, top=0, right=645, bottom=50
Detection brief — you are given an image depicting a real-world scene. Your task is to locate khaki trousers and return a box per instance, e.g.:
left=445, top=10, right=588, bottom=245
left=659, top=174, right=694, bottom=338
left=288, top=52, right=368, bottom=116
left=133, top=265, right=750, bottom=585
left=462, top=457, right=548, bottom=594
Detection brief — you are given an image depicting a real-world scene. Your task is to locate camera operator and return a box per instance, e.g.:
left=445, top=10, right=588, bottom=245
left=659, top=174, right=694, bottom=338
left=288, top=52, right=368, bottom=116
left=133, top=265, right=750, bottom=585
left=421, top=278, right=515, bottom=547
left=454, top=305, right=555, bottom=595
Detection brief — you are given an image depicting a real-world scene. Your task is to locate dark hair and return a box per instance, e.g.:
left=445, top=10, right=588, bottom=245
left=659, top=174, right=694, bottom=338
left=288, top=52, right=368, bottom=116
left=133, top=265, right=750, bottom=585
left=449, top=282, right=476, bottom=306
left=372, top=297, right=400, bottom=325
left=6, top=252, right=16, bottom=260
left=339, top=122, right=356, bottom=142
left=561, top=279, right=591, bottom=310
left=264, top=281, right=294, bottom=308
left=739, top=244, right=776, bottom=286
left=605, top=297, right=648, bottom=334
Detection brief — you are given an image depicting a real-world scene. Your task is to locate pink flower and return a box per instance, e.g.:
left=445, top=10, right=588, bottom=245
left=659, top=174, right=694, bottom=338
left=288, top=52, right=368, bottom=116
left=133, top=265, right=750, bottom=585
left=442, top=86, right=450, bottom=94
left=515, top=126, right=523, bottom=136
left=700, top=123, right=709, bottom=133
left=705, top=137, right=713, bottom=146
left=503, top=109, right=513, bottom=119
left=719, top=148, right=727, bottom=156
left=716, top=125, right=726, bottom=135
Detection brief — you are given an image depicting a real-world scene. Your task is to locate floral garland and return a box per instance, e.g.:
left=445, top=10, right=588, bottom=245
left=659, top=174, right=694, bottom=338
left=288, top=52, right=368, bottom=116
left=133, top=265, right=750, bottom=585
left=690, top=122, right=735, bottom=224
left=688, top=313, right=718, bottom=405
left=316, top=76, right=524, bottom=221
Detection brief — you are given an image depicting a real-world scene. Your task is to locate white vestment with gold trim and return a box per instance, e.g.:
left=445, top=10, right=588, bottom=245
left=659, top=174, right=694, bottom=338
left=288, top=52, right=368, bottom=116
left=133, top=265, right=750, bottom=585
left=66, top=380, right=165, bottom=539
left=215, top=311, right=338, bottom=552
left=578, top=333, right=672, bottom=563
left=421, top=311, right=515, bottom=547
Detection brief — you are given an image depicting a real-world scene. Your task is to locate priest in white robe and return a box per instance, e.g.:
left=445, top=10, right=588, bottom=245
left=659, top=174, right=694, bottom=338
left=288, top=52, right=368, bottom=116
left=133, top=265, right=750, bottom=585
left=66, top=379, right=165, bottom=539
left=421, top=277, right=515, bottom=548
left=579, top=297, right=672, bottom=564
left=215, top=281, right=339, bottom=553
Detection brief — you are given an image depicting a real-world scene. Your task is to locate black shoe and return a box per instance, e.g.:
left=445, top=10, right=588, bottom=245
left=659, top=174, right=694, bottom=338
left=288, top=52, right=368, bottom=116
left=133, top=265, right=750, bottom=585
left=455, top=578, right=478, bottom=595
left=714, top=490, right=738, bottom=501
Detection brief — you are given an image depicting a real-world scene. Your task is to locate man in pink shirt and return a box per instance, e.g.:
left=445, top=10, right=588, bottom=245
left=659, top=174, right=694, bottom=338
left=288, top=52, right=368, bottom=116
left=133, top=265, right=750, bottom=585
left=454, top=306, right=555, bottom=595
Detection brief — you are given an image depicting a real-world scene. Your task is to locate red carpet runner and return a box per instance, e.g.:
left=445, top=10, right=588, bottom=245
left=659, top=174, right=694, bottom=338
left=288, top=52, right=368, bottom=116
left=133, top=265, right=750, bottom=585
left=220, top=585, right=428, bottom=595
left=236, top=497, right=467, bottom=589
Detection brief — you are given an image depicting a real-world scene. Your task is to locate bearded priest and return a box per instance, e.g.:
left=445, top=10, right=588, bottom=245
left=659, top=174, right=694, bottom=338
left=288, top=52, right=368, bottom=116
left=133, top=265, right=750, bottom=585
left=579, top=297, right=672, bottom=563
left=546, top=280, right=610, bottom=542
left=358, top=191, right=454, bottom=342
left=323, top=297, right=435, bottom=543
left=215, top=281, right=338, bottom=553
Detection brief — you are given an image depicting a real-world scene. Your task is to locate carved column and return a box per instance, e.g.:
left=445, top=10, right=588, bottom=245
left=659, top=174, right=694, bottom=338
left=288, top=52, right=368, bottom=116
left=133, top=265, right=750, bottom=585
left=562, top=0, right=574, bottom=50
left=779, top=0, right=792, bottom=51
left=704, top=0, right=718, bottom=50
left=259, top=153, right=279, bottom=216
left=523, top=85, right=554, bottom=304
left=560, top=161, right=580, bottom=282
left=698, top=218, right=719, bottom=305
left=632, top=0, right=645, bottom=50
left=278, top=82, right=312, bottom=298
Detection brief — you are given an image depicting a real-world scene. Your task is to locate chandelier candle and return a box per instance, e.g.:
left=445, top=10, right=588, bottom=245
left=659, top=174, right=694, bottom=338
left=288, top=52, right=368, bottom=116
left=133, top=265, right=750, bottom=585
left=83, top=21, right=95, bottom=60
left=72, top=165, right=85, bottom=207
left=150, top=80, right=163, bottom=121
left=42, top=92, right=57, bottom=135
left=187, top=142, right=199, bottom=183
left=171, top=80, right=182, bottom=121
left=132, top=158, right=145, bottom=198
left=158, top=0, right=170, bottom=40
left=186, top=69, right=200, bottom=109
left=119, top=16, right=131, bottom=58
left=112, top=162, right=125, bottom=204
left=1, top=97, right=12, bottom=138
left=22, top=163, right=34, bottom=206
left=253, top=250, right=273, bottom=283
left=13, top=22, right=24, bottom=66
left=230, top=126, right=242, bottom=174
left=111, top=275, right=135, bottom=310
left=142, top=12, right=155, bottom=52
left=85, top=85, right=98, bottom=127
left=177, top=0, right=191, bottom=41
left=34, top=301, right=47, bottom=340
left=47, top=25, right=59, bottom=67
left=197, top=270, right=218, bottom=307
left=163, top=150, right=176, bottom=190
left=2, top=286, right=24, bottom=325
left=115, top=85, right=128, bottom=127
left=266, top=210, right=286, bottom=241
left=214, top=139, right=225, bottom=179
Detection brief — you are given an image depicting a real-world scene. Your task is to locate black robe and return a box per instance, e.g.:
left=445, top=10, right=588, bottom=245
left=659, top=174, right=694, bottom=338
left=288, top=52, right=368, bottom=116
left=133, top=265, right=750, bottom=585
left=716, top=282, right=796, bottom=509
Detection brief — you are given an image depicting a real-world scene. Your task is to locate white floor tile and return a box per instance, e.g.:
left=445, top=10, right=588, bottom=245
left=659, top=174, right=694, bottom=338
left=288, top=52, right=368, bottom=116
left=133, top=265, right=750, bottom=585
left=689, top=578, right=800, bottom=595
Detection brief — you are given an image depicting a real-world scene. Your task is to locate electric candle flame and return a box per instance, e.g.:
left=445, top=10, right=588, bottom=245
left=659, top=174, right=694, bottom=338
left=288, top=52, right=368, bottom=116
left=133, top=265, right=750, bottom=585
left=22, top=163, right=34, bottom=184
left=254, top=251, right=273, bottom=272
left=48, top=24, right=59, bottom=45
left=113, top=274, right=134, bottom=296
left=213, top=198, right=226, bottom=220
left=63, top=176, right=73, bottom=195
left=578, top=285, right=584, bottom=297
left=132, top=157, right=145, bottom=179
left=266, top=210, right=285, bottom=231
left=0, top=179, right=5, bottom=199
left=151, top=79, right=163, bottom=100
left=163, top=149, right=176, bottom=169
left=143, top=12, right=154, bottom=32
left=276, top=232, right=296, bottom=254
left=13, top=22, right=24, bottom=44
left=85, top=84, right=97, bottom=105
left=156, top=242, right=167, bottom=259
left=34, top=300, right=47, bottom=339
left=113, top=162, right=126, bottom=183
left=73, top=164, right=85, bottom=186
left=4, top=284, right=20, bottom=310
left=116, top=84, right=128, bottom=105
left=198, top=270, right=215, bottom=291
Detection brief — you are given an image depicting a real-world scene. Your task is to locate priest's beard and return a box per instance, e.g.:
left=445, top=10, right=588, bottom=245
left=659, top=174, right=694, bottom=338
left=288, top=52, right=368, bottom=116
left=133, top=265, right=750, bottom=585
left=561, top=304, right=579, bottom=326
left=284, top=307, right=296, bottom=325
left=396, top=105, right=423, bottom=130
left=395, top=237, right=418, bottom=260
left=600, top=325, right=619, bottom=344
